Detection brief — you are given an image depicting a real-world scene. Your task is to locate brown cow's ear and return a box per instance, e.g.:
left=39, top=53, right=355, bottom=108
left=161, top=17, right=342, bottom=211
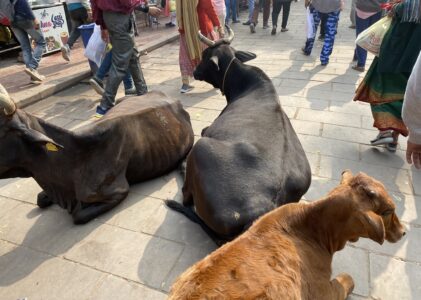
left=361, top=211, right=385, bottom=245
left=341, top=170, right=353, bottom=184
left=209, top=56, right=219, bottom=71
left=235, top=51, right=257, bottom=62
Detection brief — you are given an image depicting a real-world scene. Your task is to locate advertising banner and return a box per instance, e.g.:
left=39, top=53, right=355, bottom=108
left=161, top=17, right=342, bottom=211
left=32, top=4, right=69, bottom=54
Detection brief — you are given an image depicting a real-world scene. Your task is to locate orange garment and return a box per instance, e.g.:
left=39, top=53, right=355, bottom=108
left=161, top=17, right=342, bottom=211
left=178, top=0, right=220, bottom=35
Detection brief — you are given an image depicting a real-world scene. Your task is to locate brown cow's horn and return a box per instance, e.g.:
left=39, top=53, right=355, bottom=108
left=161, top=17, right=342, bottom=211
left=0, top=84, right=16, bottom=115
left=198, top=30, right=215, bottom=47
left=224, top=25, right=234, bottom=44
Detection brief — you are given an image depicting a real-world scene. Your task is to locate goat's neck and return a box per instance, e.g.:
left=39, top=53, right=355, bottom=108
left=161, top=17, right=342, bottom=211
left=297, top=195, right=355, bottom=255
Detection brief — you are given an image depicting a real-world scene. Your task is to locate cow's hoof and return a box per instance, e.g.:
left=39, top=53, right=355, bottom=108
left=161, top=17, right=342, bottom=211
left=37, top=191, right=53, bottom=209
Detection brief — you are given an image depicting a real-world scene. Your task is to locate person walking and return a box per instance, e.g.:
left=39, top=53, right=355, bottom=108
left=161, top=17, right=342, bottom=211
left=8, top=0, right=46, bottom=82
left=243, top=0, right=255, bottom=25
left=89, top=48, right=136, bottom=96
left=250, top=0, right=271, bottom=33
left=177, top=0, right=221, bottom=93
left=225, top=0, right=239, bottom=24
left=354, top=0, right=421, bottom=152
left=61, top=0, right=92, bottom=61
left=351, top=0, right=384, bottom=72
left=212, top=0, right=226, bottom=33
left=350, top=0, right=356, bottom=28
left=302, top=0, right=344, bottom=66
left=90, top=0, right=161, bottom=117
left=403, top=50, right=421, bottom=168
left=271, top=0, right=293, bottom=35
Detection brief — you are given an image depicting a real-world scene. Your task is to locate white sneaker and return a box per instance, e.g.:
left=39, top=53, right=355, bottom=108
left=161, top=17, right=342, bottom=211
left=180, top=84, right=194, bottom=93
left=24, top=67, right=45, bottom=81
left=61, top=44, right=70, bottom=61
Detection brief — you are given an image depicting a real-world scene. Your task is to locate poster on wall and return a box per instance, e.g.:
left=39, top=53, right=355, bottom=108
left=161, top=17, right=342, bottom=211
left=32, top=4, right=69, bottom=54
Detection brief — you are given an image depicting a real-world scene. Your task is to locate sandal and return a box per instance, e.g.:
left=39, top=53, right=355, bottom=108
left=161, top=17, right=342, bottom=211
left=370, top=131, right=394, bottom=146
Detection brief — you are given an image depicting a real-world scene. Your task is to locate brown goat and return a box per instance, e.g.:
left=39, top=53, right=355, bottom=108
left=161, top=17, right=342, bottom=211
left=168, top=170, right=405, bottom=300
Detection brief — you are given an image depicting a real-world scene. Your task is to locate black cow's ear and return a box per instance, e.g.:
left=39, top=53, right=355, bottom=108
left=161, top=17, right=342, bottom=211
left=12, top=121, right=64, bottom=149
left=210, top=56, right=219, bottom=71
left=235, top=51, right=257, bottom=62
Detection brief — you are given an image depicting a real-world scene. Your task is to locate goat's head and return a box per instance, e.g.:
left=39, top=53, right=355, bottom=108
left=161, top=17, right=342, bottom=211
left=332, top=170, right=405, bottom=245
left=193, top=26, right=257, bottom=90
left=0, top=84, right=62, bottom=178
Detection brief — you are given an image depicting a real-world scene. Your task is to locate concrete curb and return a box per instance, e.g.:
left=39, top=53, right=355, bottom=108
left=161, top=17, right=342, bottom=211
left=17, top=31, right=179, bottom=108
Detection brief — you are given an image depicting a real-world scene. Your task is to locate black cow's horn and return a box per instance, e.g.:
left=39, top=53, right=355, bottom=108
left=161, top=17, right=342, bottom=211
left=198, top=30, right=215, bottom=47
left=0, top=84, right=16, bottom=115
left=224, top=25, right=234, bottom=44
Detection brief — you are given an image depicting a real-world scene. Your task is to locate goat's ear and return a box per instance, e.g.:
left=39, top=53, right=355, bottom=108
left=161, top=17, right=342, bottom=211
left=209, top=56, right=219, bottom=71
left=235, top=50, right=257, bottom=62
left=361, top=211, right=385, bottom=245
left=341, top=169, right=353, bottom=184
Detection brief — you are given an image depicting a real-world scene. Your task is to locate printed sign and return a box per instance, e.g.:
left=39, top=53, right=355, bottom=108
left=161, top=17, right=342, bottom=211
left=32, top=4, right=69, bottom=54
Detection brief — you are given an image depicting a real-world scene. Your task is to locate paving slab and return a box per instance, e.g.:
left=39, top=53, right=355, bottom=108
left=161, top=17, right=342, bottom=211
left=0, top=2, right=420, bottom=299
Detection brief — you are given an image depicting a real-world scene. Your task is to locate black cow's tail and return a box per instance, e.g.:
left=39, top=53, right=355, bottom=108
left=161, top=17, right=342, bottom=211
left=164, top=200, right=226, bottom=246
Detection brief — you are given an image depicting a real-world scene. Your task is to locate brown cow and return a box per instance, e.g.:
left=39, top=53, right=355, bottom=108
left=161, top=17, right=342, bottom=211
left=168, top=170, right=405, bottom=300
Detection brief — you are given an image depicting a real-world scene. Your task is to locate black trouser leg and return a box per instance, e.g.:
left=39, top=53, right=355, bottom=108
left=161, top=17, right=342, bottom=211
left=281, top=1, right=291, bottom=29
left=272, top=0, right=281, bottom=27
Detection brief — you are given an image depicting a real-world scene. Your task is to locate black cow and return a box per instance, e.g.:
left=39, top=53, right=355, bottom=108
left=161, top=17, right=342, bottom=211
left=166, top=28, right=311, bottom=244
left=0, top=85, right=194, bottom=224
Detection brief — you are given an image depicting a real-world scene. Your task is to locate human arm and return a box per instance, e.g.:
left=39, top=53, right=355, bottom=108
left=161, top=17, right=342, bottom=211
left=135, top=2, right=162, bottom=16
left=90, top=0, right=106, bottom=29
left=402, top=51, right=421, bottom=168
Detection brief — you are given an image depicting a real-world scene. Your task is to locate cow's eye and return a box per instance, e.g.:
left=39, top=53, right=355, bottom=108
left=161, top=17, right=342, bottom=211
left=381, top=210, right=393, bottom=216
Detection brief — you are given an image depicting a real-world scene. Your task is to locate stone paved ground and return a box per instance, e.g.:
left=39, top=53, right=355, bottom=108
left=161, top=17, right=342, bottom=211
left=1, top=2, right=421, bottom=300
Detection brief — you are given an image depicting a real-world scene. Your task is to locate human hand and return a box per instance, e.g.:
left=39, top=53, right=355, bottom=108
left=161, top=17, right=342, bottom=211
left=101, top=29, right=109, bottom=43
left=148, top=7, right=161, bottom=17
left=87, top=10, right=93, bottom=22
left=33, top=18, right=40, bottom=30
left=406, top=141, right=421, bottom=169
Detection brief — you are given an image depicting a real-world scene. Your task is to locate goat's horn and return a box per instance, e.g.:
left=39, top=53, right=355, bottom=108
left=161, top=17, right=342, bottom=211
left=224, top=25, right=234, bottom=44
left=198, top=30, right=215, bottom=47
left=0, top=84, right=16, bottom=115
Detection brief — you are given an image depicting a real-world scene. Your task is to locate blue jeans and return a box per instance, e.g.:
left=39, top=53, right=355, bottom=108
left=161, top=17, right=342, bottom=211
left=225, top=0, right=238, bottom=23
left=247, top=0, right=255, bottom=22
left=11, top=19, right=46, bottom=69
left=303, top=6, right=340, bottom=65
left=355, top=11, right=382, bottom=67
left=96, top=50, right=134, bottom=90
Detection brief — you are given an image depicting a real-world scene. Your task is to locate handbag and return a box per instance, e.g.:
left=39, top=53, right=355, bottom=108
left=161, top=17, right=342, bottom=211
left=84, top=25, right=107, bottom=67
left=356, top=16, right=392, bottom=56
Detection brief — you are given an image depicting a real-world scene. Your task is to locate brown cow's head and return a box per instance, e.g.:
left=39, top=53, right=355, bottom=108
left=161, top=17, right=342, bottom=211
left=333, top=170, right=405, bottom=245
left=193, top=26, right=257, bottom=91
left=0, top=84, right=62, bottom=178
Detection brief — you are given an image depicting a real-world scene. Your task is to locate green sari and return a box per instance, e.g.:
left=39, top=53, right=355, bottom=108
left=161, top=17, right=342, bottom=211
left=354, top=1, right=421, bottom=136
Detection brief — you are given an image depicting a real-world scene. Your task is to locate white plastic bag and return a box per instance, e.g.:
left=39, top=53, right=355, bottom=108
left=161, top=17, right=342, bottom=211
left=356, top=16, right=392, bottom=56
left=305, top=7, right=315, bottom=39
left=84, top=24, right=106, bottom=67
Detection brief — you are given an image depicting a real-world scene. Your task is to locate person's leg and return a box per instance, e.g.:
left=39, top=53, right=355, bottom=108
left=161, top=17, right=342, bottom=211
left=99, top=12, right=135, bottom=111
left=320, top=10, right=340, bottom=65
left=232, top=0, right=238, bottom=22
left=350, top=0, right=356, bottom=28
left=319, top=12, right=327, bottom=37
left=225, top=0, right=231, bottom=24
left=263, top=0, right=271, bottom=27
left=281, top=1, right=291, bottom=30
left=10, top=23, right=32, bottom=68
left=96, top=50, right=112, bottom=80
left=250, top=0, right=260, bottom=32
left=122, top=72, right=134, bottom=91
left=271, top=0, right=281, bottom=33
left=354, top=14, right=369, bottom=68
left=67, top=7, right=88, bottom=48
left=303, top=7, right=320, bottom=55
left=248, top=0, right=255, bottom=22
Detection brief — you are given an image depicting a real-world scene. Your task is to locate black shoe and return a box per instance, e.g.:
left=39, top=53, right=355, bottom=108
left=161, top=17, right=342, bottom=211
left=301, top=47, right=310, bottom=56
left=232, top=20, right=240, bottom=24
left=271, top=26, right=277, bottom=35
left=318, top=34, right=325, bottom=41
left=243, top=20, right=251, bottom=25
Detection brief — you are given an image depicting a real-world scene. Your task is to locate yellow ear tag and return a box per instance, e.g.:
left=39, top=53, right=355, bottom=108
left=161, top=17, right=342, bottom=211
left=46, top=142, right=59, bottom=152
